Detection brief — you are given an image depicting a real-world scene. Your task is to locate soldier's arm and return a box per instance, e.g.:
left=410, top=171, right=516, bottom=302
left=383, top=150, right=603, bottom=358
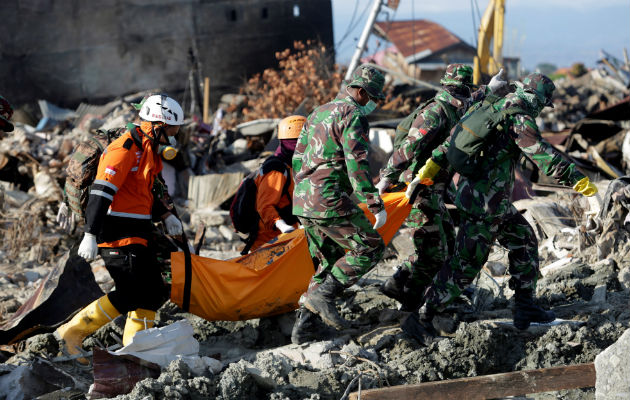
left=428, top=133, right=452, bottom=169
left=291, top=122, right=309, bottom=174
left=514, top=115, right=585, bottom=186
left=84, top=142, right=135, bottom=235
left=342, top=112, right=384, bottom=215
left=381, top=105, right=445, bottom=182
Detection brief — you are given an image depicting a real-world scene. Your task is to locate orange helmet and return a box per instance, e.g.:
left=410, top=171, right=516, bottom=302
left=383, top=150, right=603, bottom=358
left=278, top=115, right=306, bottom=139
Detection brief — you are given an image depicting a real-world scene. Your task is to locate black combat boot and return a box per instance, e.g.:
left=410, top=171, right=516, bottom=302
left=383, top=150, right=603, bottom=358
left=303, top=274, right=349, bottom=330
left=380, top=267, right=410, bottom=303
left=513, top=287, right=555, bottom=330
left=291, top=307, right=324, bottom=345
left=380, top=268, right=424, bottom=311
left=401, top=304, right=437, bottom=346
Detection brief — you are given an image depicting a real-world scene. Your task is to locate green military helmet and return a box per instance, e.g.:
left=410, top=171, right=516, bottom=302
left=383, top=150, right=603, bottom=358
left=521, top=73, right=555, bottom=108
left=0, top=95, right=14, bottom=132
left=347, top=64, right=386, bottom=100
left=440, top=64, right=474, bottom=88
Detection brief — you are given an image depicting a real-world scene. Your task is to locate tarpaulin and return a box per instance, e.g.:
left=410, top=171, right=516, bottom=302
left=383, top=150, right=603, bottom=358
left=171, top=191, right=411, bottom=321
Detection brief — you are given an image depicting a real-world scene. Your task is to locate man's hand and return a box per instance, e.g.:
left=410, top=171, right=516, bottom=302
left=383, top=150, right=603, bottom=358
left=375, top=178, right=390, bottom=195
left=56, top=202, right=76, bottom=233
left=78, top=233, right=98, bottom=261
left=164, top=214, right=184, bottom=235
left=488, top=68, right=508, bottom=93
left=373, top=209, right=387, bottom=230
left=275, top=219, right=295, bottom=233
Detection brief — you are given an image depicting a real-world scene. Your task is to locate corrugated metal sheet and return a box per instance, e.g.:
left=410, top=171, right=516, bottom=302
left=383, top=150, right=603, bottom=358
left=374, top=20, right=471, bottom=62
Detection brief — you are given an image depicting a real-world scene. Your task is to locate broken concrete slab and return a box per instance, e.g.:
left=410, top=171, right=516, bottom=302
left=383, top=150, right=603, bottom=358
left=595, top=328, right=630, bottom=399
left=0, top=358, right=87, bottom=400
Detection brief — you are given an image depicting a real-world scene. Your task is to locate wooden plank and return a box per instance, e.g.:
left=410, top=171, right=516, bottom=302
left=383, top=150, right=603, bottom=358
left=349, top=363, right=595, bottom=400
left=589, top=146, right=622, bottom=179
left=203, top=77, right=210, bottom=124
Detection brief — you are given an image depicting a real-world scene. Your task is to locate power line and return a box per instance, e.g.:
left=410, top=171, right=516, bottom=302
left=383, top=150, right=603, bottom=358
left=337, top=0, right=373, bottom=51
left=335, top=0, right=360, bottom=48
left=470, top=0, right=478, bottom=48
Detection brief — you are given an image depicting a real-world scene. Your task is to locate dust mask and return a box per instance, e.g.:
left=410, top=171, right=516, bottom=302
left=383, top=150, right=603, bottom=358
left=347, top=87, right=377, bottom=116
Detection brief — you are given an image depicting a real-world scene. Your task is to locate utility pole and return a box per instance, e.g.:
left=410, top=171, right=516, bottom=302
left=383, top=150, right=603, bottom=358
left=344, top=0, right=383, bottom=81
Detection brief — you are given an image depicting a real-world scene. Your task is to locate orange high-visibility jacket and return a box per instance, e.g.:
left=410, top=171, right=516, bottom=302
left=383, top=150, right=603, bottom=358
left=85, top=127, right=168, bottom=248
left=251, top=169, right=296, bottom=250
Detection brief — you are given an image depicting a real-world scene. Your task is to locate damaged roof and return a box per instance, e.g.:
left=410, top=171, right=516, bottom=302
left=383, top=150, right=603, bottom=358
left=373, top=20, right=475, bottom=64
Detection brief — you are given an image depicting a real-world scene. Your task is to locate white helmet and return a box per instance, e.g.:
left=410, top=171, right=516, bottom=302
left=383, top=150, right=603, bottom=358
left=139, top=95, right=185, bottom=126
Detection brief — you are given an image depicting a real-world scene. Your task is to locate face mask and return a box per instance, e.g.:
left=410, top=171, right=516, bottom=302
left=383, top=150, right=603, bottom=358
left=346, top=87, right=378, bottom=116
left=359, top=100, right=377, bottom=116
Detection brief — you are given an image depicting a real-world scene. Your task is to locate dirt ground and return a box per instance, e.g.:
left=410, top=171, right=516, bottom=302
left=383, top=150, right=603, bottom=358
left=2, top=236, right=628, bottom=399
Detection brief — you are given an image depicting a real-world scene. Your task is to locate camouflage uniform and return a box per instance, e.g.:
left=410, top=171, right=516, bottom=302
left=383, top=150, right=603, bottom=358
left=423, top=74, right=587, bottom=309
left=380, top=65, right=488, bottom=291
left=292, top=66, right=385, bottom=287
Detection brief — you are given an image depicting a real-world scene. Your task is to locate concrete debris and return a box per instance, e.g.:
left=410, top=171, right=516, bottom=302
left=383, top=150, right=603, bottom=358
left=2, top=49, right=630, bottom=400
left=595, top=328, right=630, bottom=399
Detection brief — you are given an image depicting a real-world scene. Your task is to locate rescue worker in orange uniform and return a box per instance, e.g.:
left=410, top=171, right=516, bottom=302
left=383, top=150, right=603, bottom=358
left=249, top=115, right=305, bottom=251
left=55, top=95, right=186, bottom=362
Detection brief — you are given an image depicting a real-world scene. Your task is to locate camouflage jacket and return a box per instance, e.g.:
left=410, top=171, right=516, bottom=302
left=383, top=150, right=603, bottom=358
left=380, top=86, right=488, bottom=184
left=431, top=92, right=586, bottom=216
left=292, top=93, right=383, bottom=219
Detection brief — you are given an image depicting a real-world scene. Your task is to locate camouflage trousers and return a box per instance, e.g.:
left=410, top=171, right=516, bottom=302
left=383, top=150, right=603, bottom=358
left=399, top=185, right=455, bottom=290
left=299, top=212, right=385, bottom=288
left=424, top=203, right=539, bottom=309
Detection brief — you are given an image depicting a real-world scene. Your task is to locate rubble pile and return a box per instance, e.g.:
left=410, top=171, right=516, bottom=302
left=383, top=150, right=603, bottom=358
left=1, top=57, right=630, bottom=399
left=540, top=68, right=629, bottom=132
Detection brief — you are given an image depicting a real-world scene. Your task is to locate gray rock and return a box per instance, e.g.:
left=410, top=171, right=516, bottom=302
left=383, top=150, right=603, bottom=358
left=23, top=270, right=40, bottom=283
left=618, top=266, right=630, bottom=291
left=596, top=328, right=630, bottom=399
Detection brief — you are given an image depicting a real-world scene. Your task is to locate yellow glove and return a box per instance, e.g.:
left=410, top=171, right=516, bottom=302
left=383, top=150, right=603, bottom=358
left=573, top=177, right=598, bottom=197
left=416, top=159, right=441, bottom=186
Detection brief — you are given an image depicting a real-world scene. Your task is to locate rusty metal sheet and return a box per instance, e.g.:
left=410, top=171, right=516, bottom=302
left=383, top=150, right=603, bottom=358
left=374, top=20, right=473, bottom=60
left=91, top=347, right=161, bottom=398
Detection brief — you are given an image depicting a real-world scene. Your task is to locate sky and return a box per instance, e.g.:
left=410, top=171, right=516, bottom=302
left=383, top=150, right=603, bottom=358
left=330, top=0, right=630, bottom=71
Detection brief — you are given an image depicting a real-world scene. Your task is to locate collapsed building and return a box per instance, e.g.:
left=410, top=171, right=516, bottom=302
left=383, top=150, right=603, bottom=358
left=1, top=9, right=630, bottom=399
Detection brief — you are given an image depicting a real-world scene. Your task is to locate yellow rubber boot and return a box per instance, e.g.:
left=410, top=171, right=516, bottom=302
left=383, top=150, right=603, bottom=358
left=56, top=295, right=120, bottom=364
left=122, top=309, right=156, bottom=346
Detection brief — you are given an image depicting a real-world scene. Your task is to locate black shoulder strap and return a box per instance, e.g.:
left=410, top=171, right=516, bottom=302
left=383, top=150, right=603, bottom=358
left=129, top=126, right=144, bottom=150
left=261, top=156, right=288, bottom=174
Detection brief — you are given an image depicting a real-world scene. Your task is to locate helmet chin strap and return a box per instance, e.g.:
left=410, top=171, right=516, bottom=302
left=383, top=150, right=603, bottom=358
left=150, top=124, right=166, bottom=152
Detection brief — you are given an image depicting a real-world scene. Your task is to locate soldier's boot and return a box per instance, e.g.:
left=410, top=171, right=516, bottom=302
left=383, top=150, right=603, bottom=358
left=56, top=295, right=120, bottom=364
left=291, top=307, right=331, bottom=345
left=381, top=268, right=425, bottom=311
left=380, top=267, right=410, bottom=304
left=303, top=274, right=349, bottom=330
left=513, top=288, right=555, bottom=330
left=401, top=304, right=437, bottom=346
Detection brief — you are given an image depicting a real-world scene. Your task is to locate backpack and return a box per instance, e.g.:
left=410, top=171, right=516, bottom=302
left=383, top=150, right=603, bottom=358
left=393, top=97, right=457, bottom=150
left=230, top=156, right=293, bottom=254
left=64, top=124, right=141, bottom=218
left=446, top=94, right=528, bottom=178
